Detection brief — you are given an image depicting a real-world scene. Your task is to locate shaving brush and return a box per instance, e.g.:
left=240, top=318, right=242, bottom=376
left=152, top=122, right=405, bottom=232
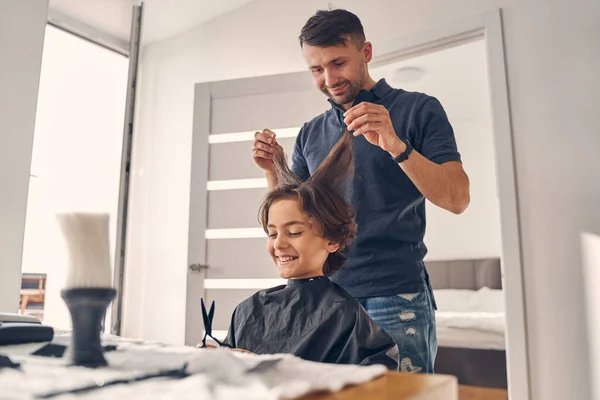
left=57, top=212, right=116, bottom=368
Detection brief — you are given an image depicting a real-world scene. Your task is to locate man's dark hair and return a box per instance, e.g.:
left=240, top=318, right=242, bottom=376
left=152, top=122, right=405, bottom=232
left=299, top=9, right=366, bottom=49
left=258, top=131, right=357, bottom=276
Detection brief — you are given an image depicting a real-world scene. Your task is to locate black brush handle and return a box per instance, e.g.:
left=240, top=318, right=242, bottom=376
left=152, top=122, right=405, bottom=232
left=61, top=288, right=116, bottom=368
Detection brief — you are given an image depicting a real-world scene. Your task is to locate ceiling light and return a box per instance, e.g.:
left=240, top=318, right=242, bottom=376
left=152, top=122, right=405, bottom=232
left=392, top=67, right=425, bottom=83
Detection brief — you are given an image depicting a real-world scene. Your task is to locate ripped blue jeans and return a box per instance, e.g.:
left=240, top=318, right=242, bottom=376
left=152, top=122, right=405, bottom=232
left=355, top=280, right=437, bottom=373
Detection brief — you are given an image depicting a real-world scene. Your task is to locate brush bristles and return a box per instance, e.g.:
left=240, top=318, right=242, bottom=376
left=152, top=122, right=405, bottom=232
left=56, top=212, right=113, bottom=289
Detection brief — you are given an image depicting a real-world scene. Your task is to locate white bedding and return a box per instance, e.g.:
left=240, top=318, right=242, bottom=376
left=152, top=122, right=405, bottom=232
left=435, top=325, right=506, bottom=350
left=433, top=287, right=507, bottom=350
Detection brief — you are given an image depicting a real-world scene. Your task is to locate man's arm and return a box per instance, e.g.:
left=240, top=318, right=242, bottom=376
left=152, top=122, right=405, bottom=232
left=344, top=100, right=470, bottom=215
left=389, top=143, right=470, bottom=214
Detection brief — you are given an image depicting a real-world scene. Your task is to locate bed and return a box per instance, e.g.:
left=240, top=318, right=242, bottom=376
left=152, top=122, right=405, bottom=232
left=426, top=258, right=508, bottom=389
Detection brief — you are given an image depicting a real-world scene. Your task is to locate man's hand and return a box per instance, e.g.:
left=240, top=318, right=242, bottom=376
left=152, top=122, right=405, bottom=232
left=252, top=129, right=282, bottom=173
left=343, top=102, right=406, bottom=156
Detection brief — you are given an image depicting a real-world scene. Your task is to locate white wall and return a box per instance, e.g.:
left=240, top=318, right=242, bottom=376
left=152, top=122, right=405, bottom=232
left=0, top=0, right=49, bottom=313
left=124, top=0, right=600, bottom=399
left=425, top=116, right=502, bottom=261
left=372, top=40, right=502, bottom=261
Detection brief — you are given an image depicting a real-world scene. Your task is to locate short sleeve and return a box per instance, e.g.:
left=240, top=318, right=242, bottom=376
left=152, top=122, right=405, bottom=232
left=414, top=97, right=462, bottom=165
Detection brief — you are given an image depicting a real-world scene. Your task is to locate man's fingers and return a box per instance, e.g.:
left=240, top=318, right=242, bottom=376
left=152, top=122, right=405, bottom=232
left=258, top=129, right=276, bottom=144
left=344, top=105, right=377, bottom=126
left=253, top=141, right=273, bottom=153
left=344, top=101, right=367, bottom=115
left=347, top=113, right=372, bottom=131
left=344, top=102, right=385, bottom=125
left=353, top=122, right=381, bottom=136
left=254, top=130, right=274, bottom=145
left=350, top=116, right=383, bottom=134
left=262, top=128, right=276, bottom=137
left=253, top=148, right=273, bottom=160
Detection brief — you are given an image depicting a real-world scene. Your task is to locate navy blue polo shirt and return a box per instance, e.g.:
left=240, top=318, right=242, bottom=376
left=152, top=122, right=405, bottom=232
left=291, top=78, right=461, bottom=297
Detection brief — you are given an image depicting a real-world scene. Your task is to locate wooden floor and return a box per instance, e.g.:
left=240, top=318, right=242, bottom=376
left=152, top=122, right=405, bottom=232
left=459, top=385, right=508, bottom=400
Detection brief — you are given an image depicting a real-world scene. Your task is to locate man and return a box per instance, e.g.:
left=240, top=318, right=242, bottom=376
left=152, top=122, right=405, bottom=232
left=251, top=9, right=470, bottom=373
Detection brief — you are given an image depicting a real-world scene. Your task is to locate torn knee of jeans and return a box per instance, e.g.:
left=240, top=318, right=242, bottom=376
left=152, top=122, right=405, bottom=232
left=400, top=311, right=416, bottom=322
left=404, top=327, right=416, bottom=336
left=400, top=357, right=423, bottom=373
left=398, top=293, right=418, bottom=301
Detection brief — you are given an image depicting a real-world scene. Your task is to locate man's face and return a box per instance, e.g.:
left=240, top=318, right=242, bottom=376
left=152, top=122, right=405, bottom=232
left=302, top=38, right=372, bottom=109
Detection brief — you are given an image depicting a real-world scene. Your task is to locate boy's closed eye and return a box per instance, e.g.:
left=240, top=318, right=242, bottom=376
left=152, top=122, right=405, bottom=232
left=268, top=231, right=303, bottom=238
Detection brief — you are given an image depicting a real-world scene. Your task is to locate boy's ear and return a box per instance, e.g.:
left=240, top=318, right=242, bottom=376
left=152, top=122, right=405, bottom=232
left=327, top=241, right=341, bottom=253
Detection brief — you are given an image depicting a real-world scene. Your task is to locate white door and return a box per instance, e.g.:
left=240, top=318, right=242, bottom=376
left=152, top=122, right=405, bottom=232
left=184, top=71, right=330, bottom=345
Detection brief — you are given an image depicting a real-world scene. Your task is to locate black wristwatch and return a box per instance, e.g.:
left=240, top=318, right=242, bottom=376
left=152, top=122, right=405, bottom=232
left=391, top=138, right=413, bottom=163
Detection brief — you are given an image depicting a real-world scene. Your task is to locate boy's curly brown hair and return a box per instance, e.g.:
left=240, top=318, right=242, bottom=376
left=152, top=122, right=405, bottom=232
left=258, top=131, right=357, bottom=276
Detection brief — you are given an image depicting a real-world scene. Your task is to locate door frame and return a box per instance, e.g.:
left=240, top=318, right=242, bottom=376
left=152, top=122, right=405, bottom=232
left=109, top=4, right=143, bottom=335
left=372, top=10, right=530, bottom=399
left=185, top=83, right=211, bottom=347
left=181, top=8, right=529, bottom=399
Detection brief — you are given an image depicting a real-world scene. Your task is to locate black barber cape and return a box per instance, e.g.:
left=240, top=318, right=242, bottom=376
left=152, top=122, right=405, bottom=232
left=223, top=276, right=399, bottom=370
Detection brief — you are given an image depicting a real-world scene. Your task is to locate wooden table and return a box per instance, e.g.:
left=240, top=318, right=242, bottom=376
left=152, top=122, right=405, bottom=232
left=458, top=385, right=508, bottom=400
left=300, top=371, right=458, bottom=400
left=299, top=372, right=509, bottom=400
